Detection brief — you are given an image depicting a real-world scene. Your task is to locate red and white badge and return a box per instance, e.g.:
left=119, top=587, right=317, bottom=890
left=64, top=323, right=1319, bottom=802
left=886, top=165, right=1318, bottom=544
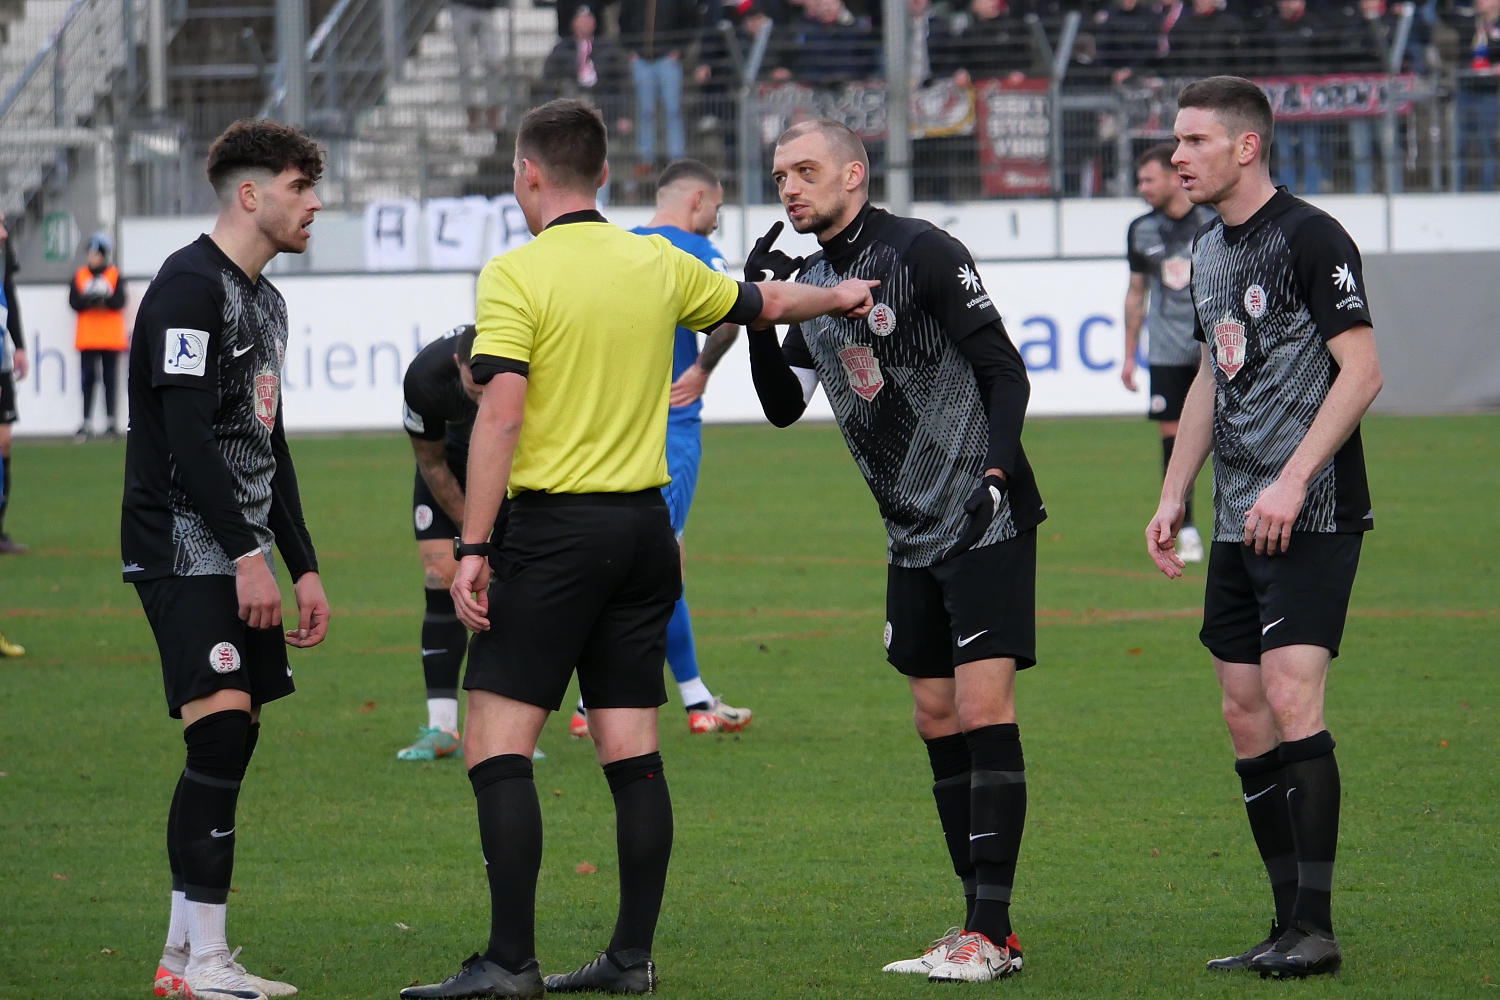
left=1243, top=283, right=1267, bottom=319
left=1161, top=256, right=1191, bottom=291
left=838, top=344, right=884, bottom=401
left=209, top=641, right=242, bottom=674
left=1213, top=318, right=1247, bottom=379
left=867, top=302, right=896, bottom=337
left=254, top=372, right=279, bottom=431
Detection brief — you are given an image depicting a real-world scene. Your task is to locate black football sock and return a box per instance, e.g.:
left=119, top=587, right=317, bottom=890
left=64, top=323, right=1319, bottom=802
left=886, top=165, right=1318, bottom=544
left=178, top=710, right=251, bottom=903
left=1281, top=731, right=1340, bottom=933
left=925, top=732, right=976, bottom=927
left=1162, top=435, right=1194, bottom=527
left=966, top=724, right=1026, bottom=943
left=0, top=454, right=11, bottom=533
left=422, top=588, right=467, bottom=699
left=241, top=721, right=261, bottom=771
left=604, top=752, right=672, bottom=962
left=167, top=772, right=185, bottom=893
left=471, top=754, right=542, bottom=971
left=1234, top=747, right=1298, bottom=928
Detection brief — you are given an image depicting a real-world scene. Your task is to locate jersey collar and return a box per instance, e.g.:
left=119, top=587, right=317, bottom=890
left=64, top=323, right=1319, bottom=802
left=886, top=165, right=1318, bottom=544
left=543, top=209, right=608, bottom=230
left=820, top=201, right=878, bottom=272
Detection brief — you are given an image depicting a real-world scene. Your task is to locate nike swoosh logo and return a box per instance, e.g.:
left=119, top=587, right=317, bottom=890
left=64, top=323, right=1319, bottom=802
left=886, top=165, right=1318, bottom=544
left=1261, top=617, right=1286, bottom=636
left=968, top=831, right=998, bottom=841
left=1243, top=785, right=1276, bottom=803
left=420, top=648, right=448, bottom=657
left=957, top=630, right=988, bottom=647
left=210, top=827, right=235, bottom=838
left=845, top=218, right=865, bottom=243
left=232, top=343, right=254, bottom=358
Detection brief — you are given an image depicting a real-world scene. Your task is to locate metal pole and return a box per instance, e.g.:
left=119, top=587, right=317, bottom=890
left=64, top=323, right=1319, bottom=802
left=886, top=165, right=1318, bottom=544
left=277, top=0, right=309, bottom=126
left=1047, top=12, right=1081, bottom=198
left=148, top=0, right=166, bottom=118
left=883, top=0, right=911, bottom=215
left=382, top=0, right=401, bottom=84
left=1383, top=3, right=1415, bottom=199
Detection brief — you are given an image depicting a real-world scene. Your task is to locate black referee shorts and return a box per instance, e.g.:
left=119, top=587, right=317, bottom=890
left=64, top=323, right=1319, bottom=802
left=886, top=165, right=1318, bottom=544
left=1200, top=533, right=1363, bottom=664
left=1148, top=363, right=1197, bottom=422
left=464, top=490, right=681, bottom=712
left=412, top=467, right=460, bottom=542
left=885, top=529, right=1038, bottom=677
left=0, top=371, right=17, bottom=424
left=135, top=573, right=293, bottom=719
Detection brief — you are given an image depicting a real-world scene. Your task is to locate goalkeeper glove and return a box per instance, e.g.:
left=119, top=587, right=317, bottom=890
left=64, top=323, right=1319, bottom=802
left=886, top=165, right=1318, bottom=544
left=942, top=474, right=1007, bottom=561
left=744, top=221, right=805, bottom=282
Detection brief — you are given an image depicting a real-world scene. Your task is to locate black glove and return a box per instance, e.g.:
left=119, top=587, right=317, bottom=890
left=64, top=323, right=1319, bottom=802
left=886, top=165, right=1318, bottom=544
left=942, top=474, right=1007, bottom=561
left=744, top=221, right=805, bottom=282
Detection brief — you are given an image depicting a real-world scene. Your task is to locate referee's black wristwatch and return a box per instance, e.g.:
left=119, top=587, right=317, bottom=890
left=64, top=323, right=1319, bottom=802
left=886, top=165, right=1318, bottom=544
left=452, top=537, right=491, bottom=560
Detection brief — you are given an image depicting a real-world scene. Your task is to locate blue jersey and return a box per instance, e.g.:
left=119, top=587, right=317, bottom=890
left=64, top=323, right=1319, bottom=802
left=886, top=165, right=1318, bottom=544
left=631, top=224, right=728, bottom=426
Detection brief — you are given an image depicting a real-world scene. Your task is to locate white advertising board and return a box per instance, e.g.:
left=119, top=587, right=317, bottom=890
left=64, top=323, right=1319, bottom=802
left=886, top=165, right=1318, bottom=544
left=10, top=258, right=1150, bottom=438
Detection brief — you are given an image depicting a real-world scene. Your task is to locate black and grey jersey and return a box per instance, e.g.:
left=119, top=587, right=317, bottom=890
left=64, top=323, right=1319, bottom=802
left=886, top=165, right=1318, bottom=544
left=403, top=331, right=477, bottom=485
left=1127, top=203, right=1217, bottom=366
left=122, top=235, right=292, bottom=579
left=1191, top=189, right=1374, bottom=541
left=786, top=207, right=1044, bottom=567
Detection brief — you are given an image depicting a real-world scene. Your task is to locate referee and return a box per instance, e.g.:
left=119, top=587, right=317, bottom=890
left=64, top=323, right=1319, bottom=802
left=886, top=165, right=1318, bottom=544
left=1146, top=76, right=1383, bottom=979
left=746, top=119, right=1045, bottom=983
left=402, top=98, right=876, bottom=1000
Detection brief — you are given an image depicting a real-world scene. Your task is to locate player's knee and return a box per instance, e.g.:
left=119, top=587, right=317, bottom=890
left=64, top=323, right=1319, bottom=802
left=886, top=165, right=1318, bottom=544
left=182, top=709, right=252, bottom=783
left=912, top=700, right=959, bottom=739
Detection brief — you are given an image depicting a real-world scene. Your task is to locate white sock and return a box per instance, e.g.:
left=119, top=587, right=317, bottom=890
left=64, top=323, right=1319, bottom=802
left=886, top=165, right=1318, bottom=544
left=163, top=889, right=189, bottom=962
left=576, top=697, right=586, bottom=716
left=427, top=697, right=459, bottom=733
left=678, top=678, right=713, bottom=709
left=186, top=900, right=228, bottom=961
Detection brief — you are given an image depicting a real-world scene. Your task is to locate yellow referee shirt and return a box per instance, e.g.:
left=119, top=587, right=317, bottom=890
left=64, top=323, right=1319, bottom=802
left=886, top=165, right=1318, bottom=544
left=473, top=212, right=740, bottom=496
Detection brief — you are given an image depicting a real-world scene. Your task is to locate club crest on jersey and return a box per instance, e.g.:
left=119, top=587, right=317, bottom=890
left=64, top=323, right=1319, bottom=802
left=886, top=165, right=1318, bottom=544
left=254, top=372, right=279, bottom=430
left=1213, top=317, right=1247, bottom=379
left=1243, top=283, right=1267, bottom=319
left=209, top=641, right=242, bottom=674
left=414, top=504, right=434, bottom=532
left=867, top=302, right=896, bottom=337
left=1161, top=256, right=1191, bottom=291
left=837, top=344, right=884, bottom=401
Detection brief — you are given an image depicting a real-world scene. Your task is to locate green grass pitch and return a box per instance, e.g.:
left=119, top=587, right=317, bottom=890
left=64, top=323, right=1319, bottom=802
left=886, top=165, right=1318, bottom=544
left=1, top=414, right=1496, bottom=998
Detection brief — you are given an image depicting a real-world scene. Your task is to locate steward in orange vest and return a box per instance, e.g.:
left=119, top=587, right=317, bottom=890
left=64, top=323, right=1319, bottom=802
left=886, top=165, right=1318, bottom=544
left=70, top=234, right=128, bottom=352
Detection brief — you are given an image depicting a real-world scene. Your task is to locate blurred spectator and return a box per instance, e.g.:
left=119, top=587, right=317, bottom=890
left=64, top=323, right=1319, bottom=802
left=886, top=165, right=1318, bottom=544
left=619, top=0, right=703, bottom=175
left=69, top=233, right=128, bottom=442
left=1340, top=0, right=1419, bottom=192
left=786, top=0, right=881, bottom=84
left=906, top=0, right=962, bottom=199
left=541, top=5, right=634, bottom=137
left=1091, top=0, right=1164, bottom=85
left=448, top=0, right=505, bottom=131
left=1262, top=0, right=1331, bottom=193
left=555, top=0, right=619, bottom=37
left=1164, top=0, right=1247, bottom=77
left=0, top=210, right=25, bottom=554
left=1450, top=0, right=1500, bottom=190
left=934, top=0, right=1044, bottom=85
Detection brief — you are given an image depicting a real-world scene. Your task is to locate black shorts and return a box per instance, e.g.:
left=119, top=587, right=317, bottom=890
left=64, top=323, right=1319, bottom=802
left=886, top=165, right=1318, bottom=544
left=1200, top=533, right=1363, bottom=664
left=1148, top=364, right=1196, bottom=422
left=0, top=370, right=16, bottom=424
left=412, top=468, right=460, bottom=542
left=135, top=574, right=293, bottom=719
left=885, top=529, right=1037, bottom=677
left=464, top=490, right=681, bottom=712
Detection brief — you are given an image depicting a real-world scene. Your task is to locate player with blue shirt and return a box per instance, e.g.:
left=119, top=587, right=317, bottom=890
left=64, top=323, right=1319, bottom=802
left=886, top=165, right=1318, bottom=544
left=569, top=159, right=751, bottom=738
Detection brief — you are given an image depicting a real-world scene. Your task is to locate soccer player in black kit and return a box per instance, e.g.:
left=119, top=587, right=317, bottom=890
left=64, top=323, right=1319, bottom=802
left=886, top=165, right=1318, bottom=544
left=1146, top=76, right=1383, bottom=979
left=746, top=119, right=1045, bottom=984
left=122, top=119, right=330, bottom=1000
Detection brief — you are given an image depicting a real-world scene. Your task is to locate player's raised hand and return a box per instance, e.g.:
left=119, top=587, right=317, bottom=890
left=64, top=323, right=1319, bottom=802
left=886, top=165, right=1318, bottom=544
left=832, top=278, right=879, bottom=319
left=286, top=571, right=330, bottom=647
left=1145, top=500, right=1187, bottom=578
left=745, top=221, right=806, bottom=282
left=451, top=554, right=493, bottom=632
left=942, top=473, right=1007, bottom=561
left=235, top=551, right=282, bottom=629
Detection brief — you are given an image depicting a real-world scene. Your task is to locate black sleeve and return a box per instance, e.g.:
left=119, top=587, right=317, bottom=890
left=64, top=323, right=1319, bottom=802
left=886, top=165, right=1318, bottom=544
left=68, top=277, right=86, bottom=312
left=747, top=326, right=809, bottom=427
left=105, top=274, right=127, bottom=311
left=907, top=230, right=1003, bottom=342
left=268, top=404, right=319, bottom=580
left=138, top=273, right=225, bottom=392
left=160, top=386, right=263, bottom=560
left=3, top=244, right=21, bottom=349
left=952, top=319, right=1031, bottom=477
left=1288, top=214, right=1374, bottom=341
left=401, top=356, right=451, bottom=442
left=468, top=354, right=529, bottom=385
left=721, top=281, right=764, bottom=328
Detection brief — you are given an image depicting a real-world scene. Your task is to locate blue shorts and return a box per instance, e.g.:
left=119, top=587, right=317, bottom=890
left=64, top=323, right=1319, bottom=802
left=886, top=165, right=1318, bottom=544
left=662, top=421, right=702, bottom=537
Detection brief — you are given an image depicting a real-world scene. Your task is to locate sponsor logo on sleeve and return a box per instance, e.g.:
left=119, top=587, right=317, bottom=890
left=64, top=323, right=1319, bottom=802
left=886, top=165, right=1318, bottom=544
left=957, top=264, right=993, bottom=312
left=1332, top=263, right=1365, bottom=310
left=163, top=328, right=208, bottom=377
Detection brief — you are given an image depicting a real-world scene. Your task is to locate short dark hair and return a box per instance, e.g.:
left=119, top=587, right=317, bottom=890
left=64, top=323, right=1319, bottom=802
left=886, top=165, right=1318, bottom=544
left=1176, top=76, right=1274, bottom=162
left=516, top=99, right=607, bottom=191
left=454, top=323, right=478, bottom=364
left=1136, top=142, right=1176, bottom=172
left=206, top=119, right=325, bottom=195
left=776, top=119, right=870, bottom=185
left=656, top=159, right=720, bottom=191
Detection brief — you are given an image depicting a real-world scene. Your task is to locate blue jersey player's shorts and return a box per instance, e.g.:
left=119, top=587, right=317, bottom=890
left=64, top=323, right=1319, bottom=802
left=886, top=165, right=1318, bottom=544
left=661, top=420, right=702, bottom=537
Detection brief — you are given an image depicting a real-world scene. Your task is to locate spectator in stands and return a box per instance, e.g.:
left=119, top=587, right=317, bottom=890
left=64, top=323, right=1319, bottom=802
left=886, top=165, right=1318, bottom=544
left=935, top=0, right=1045, bottom=87
left=1450, top=0, right=1500, bottom=190
left=1164, top=0, right=1247, bottom=78
left=1262, top=0, right=1331, bottom=194
left=555, top=0, right=619, bottom=37
left=69, top=232, right=128, bottom=442
left=1091, top=0, right=1164, bottom=85
left=620, top=0, right=702, bottom=176
left=906, top=0, right=962, bottom=200
left=448, top=0, right=505, bottom=131
left=786, top=0, right=881, bottom=84
left=542, top=5, right=634, bottom=139
left=1340, top=0, right=1420, bottom=193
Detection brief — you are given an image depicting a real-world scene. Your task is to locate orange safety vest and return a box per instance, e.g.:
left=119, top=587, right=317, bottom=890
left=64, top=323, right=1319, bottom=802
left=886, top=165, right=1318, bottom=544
left=73, top=265, right=128, bottom=351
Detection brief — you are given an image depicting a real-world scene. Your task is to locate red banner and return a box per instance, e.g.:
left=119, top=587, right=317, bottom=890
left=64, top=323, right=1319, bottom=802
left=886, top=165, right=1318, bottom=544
left=1254, top=73, right=1421, bottom=121
left=975, top=78, right=1051, bottom=197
